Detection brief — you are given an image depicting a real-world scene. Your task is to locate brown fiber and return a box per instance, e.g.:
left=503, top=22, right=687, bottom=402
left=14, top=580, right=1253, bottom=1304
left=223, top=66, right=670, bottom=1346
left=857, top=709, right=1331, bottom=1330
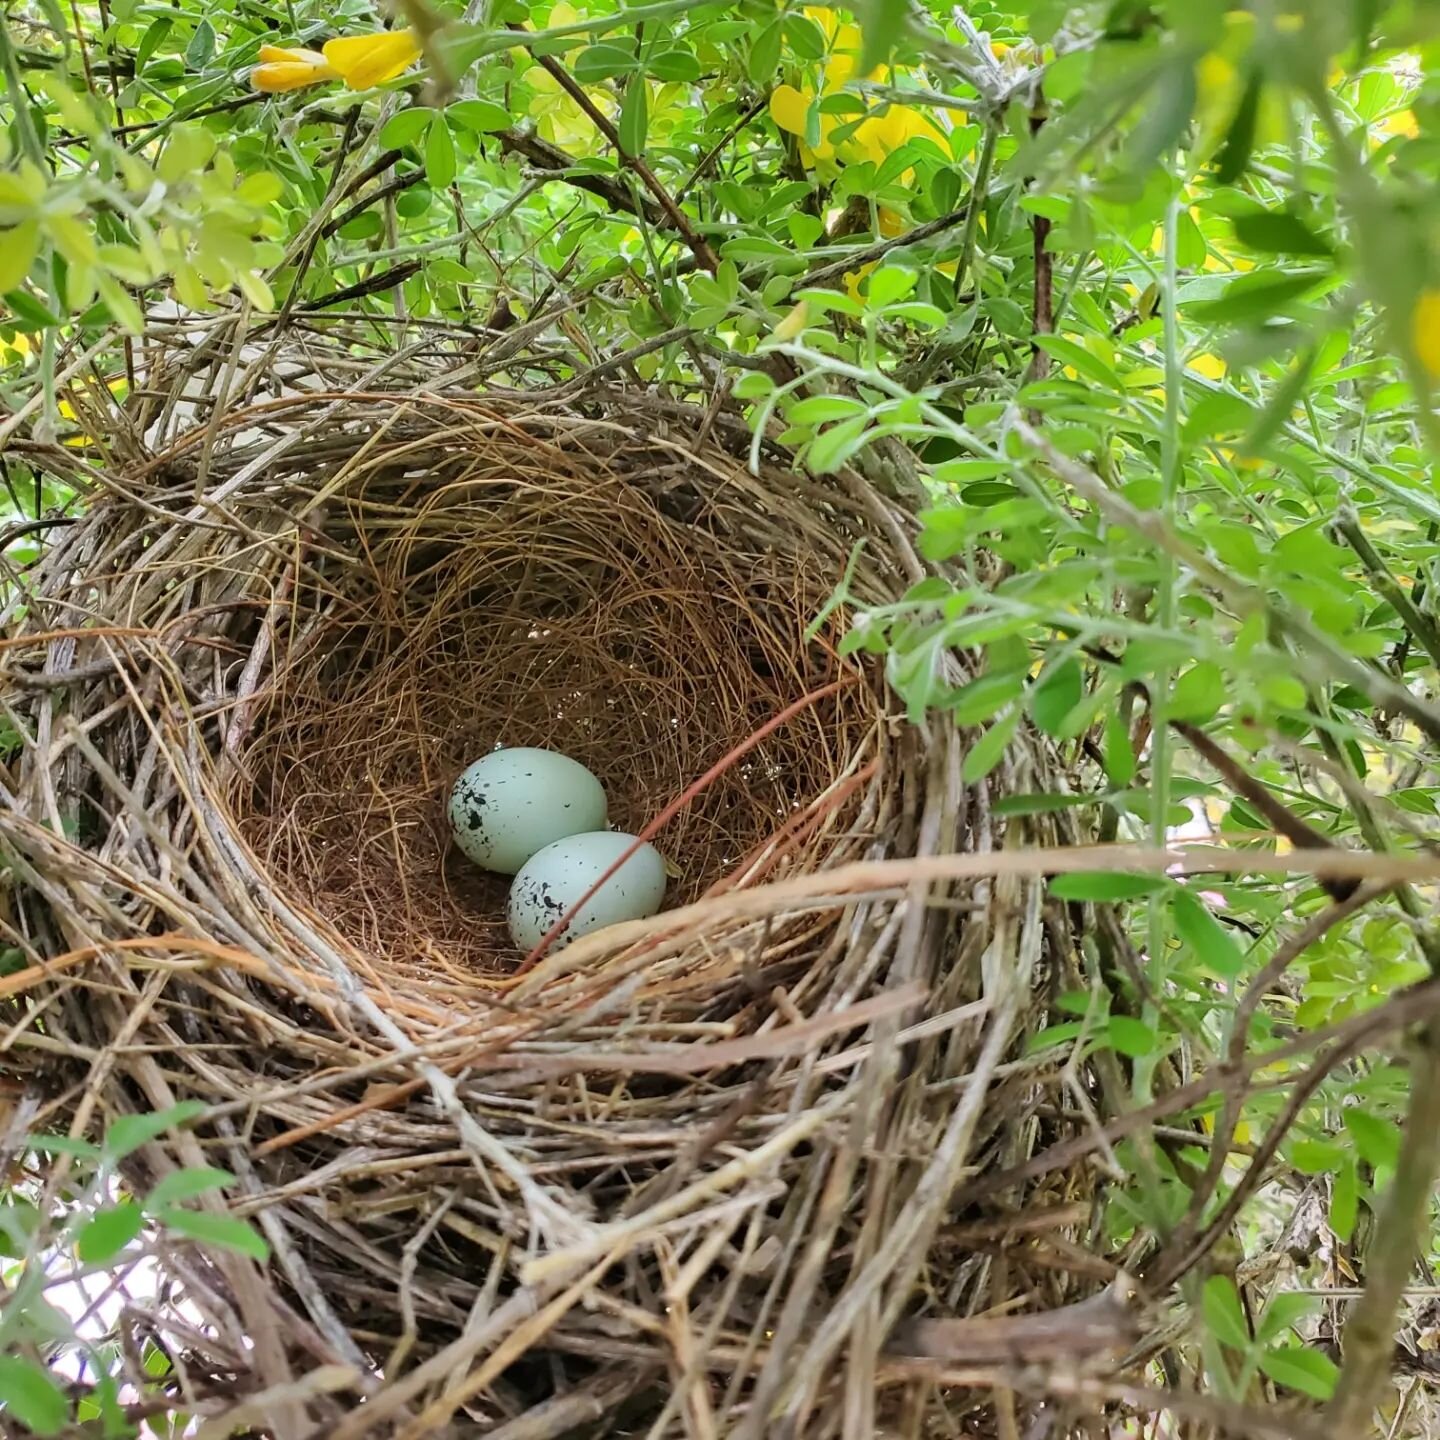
left=0, top=351, right=1110, bottom=1438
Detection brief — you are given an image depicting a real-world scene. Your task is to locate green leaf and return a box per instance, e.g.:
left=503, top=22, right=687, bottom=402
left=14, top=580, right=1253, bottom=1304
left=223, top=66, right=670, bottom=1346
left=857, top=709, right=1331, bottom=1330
left=1215, top=68, right=1262, bottom=184
left=1169, top=661, right=1224, bottom=723
left=379, top=108, right=435, bottom=149
left=1259, top=1346, right=1338, bottom=1400
left=1103, top=708, right=1136, bottom=788
left=785, top=14, right=827, bottom=58
left=1175, top=208, right=1207, bottom=268
left=1030, top=657, right=1084, bottom=737
left=1049, top=872, right=1170, bottom=902
left=76, top=1201, right=144, bottom=1263
left=1126, top=54, right=1196, bottom=172
left=992, top=792, right=1096, bottom=817
left=1202, top=1275, right=1251, bottom=1350
left=1170, top=889, right=1246, bottom=977
left=1106, top=1016, right=1157, bottom=1057
left=1343, top=1108, right=1400, bottom=1171
left=446, top=100, right=512, bottom=133
left=748, top=18, right=782, bottom=86
left=1289, top=1138, right=1344, bottom=1174
left=1231, top=210, right=1333, bottom=257
left=856, top=0, right=907, bottom=73
left=1241, top=348, right=1317, bottom=457
left=145, top=1166, right=235, bottom=1214
left=136, top=16, right=171, bottom=70
left=806, top=414, right=869, bottom=474
left=0, top=1199, right=42, bottom=1257
left=103, top=1101, right=206, bottom=1160
left=425, top=118, right=457, bottom=190
left=648, top=48, right=701, bottom=82
left=1034, top=335, right=1120, bottom=390
left=949, top=670, right=1025, bottom=726
left=1257, top=1291, right=1316, bottom=1343
left=0, top=1357, right=68, bottom=1437
left=3, top=288, right=61, bottom=328
left=27, top=1133, right=102, bottom=1160
left=961, top=705, right=1020, bottom=783
left=1189, top=272, right=1326, bottom=326
left=184, top=18, right=216, bottom=70
left=787, top=395, right=867, bottom=425
left=0, top=221, right=40, bottom=293
left=159, top=1208, right=269, bottom=1261
left=619, top=77, right=648, bottom=156
left=574, top=42, right=638, bottom=82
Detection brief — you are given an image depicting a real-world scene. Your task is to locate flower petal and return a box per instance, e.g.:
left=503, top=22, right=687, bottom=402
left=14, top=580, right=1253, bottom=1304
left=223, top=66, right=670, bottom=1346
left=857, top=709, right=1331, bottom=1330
left=258, top=44, right=326, bottom=64
left=323, top=30, right=422, bottom=89
left=770, top=83, right=811, bottom=139
left=252, top=61, right=335, bottom=92
left=1412, top=290, right=1440, bottom=379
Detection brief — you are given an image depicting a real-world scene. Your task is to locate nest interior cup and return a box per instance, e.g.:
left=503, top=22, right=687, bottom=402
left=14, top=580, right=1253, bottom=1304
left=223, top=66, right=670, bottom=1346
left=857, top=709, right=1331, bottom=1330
left=234, top=404, right=882, bottom=979
left=3, top=390, right=1082, bottom=1437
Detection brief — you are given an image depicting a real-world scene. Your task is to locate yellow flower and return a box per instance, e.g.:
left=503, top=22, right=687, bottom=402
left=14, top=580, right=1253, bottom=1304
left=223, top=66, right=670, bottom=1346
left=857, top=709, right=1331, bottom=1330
left=1188, top=352, right=1227, bottom=381
left=1379, top=108, right=1419, bottom=140
left=252, top=44, right=337, bottom=93
left=1412, top=289, right=1440, bottom=379
left=251, top=31, right=421, bottom=94
left=770, top=9, right=947, bottom=171
left=324, top=31, right=422, bottom=88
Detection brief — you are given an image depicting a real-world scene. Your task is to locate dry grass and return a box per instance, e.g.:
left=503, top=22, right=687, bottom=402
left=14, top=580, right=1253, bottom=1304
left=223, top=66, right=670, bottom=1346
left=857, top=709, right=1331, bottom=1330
left=0, top=333, right=1168, bottom=1437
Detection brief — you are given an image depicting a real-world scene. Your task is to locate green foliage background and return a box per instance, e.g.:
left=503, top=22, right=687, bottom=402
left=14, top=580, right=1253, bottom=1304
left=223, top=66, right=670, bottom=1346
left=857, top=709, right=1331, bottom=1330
left=7, top=0, right=1440, bottom=1431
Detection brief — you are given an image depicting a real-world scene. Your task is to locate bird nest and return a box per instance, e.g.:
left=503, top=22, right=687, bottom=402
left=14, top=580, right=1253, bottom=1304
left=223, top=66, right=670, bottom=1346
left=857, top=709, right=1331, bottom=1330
left=0, top=381, right=1108, bottom=1438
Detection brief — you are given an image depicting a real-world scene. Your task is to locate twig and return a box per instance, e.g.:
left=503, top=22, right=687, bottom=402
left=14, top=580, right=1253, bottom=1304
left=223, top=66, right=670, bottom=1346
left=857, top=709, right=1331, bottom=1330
left=1328, top=1030, right=1440, bottom=1429
left=676, top=93, right=769, bottom=203
left=1025, top=90, right=1052, bottom=405
left=1333, top=508, right=1440, bottom=672
left=524, top=45, right=719, bottom=273
left=802, top=203, right=977, bottom=291
left=1148, top=883, right=1386, bottom=1288
left=498, top=126, right=666, bottom=225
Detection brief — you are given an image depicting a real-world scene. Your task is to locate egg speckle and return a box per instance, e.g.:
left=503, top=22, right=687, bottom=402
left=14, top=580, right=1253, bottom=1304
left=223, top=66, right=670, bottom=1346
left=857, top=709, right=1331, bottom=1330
left=508, top=831, right=667, bottom=951
left=448, top=748, right=607, bottom=874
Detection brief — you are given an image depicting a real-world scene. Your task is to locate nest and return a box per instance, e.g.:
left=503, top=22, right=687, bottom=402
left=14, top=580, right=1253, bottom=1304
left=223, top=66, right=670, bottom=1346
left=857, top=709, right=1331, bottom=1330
left=1, top=379, right=1110, bottom=1438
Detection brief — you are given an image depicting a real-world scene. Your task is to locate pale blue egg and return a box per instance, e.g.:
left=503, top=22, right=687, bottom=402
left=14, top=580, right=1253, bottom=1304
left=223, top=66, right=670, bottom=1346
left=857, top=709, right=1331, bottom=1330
left=448, top=748, right=607, bottom=874
left=508, top=831, right=667, bottom=951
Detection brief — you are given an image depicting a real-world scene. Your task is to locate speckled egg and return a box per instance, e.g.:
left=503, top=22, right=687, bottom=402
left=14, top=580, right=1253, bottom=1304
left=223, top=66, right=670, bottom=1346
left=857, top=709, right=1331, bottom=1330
left=507, top=830, right=667, bottom=952
left=448, top=748, right=607, bottom=874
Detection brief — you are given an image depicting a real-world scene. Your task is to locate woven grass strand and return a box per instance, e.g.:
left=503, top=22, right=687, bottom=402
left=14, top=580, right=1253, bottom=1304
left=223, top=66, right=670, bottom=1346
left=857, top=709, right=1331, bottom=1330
left=0, top=365, right=1101, bottom=1438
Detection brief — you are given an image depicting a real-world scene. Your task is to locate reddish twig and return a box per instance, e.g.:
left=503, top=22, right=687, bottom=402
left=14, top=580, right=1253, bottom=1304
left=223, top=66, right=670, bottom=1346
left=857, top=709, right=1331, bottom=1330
left=514, top=676, right=857, bottom=974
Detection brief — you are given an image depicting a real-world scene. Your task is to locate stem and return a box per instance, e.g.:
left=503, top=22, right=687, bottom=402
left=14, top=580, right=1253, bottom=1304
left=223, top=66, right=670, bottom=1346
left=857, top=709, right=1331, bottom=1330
left=0, top=24, right=45, bottom=166
left=1138, top=179, right=1183, bottom=1108
left=952, top=121, right=998, bottom=299
left=1333, top=509, right=1440, bottom=671
left=1328, top=1030, right=1440, bottom=1430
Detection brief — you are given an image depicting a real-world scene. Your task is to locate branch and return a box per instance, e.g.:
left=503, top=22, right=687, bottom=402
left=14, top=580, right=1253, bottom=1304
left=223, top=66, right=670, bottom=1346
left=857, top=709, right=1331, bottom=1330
left=496, top=127, right=664, bottom=226
left=1333, top=508, right=1440, bottom=672
left=802, top=203, right=976, bottom=290
left=1328, top=1030, right=1440, bottom=1429
left=525, top=44, right=719, bottom=273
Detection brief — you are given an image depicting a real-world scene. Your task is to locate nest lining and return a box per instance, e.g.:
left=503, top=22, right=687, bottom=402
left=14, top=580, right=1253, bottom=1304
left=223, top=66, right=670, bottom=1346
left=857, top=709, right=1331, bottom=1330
left=0, top=386, right=1101, bottom=1439
left=237, top=424, right=876, bottom=978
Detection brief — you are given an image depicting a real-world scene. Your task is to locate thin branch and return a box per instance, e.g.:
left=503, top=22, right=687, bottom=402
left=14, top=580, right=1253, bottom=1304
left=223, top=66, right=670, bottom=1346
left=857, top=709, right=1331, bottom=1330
left=1329, top=1030, right=1440, bottom=1429
left=1333, top=508, right=1440, bottom=672
left=497, top=126, right=664, bottom=226
left=802, top=202, right=977, bottom=291
left=525, top=45, right=719, bottom=273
